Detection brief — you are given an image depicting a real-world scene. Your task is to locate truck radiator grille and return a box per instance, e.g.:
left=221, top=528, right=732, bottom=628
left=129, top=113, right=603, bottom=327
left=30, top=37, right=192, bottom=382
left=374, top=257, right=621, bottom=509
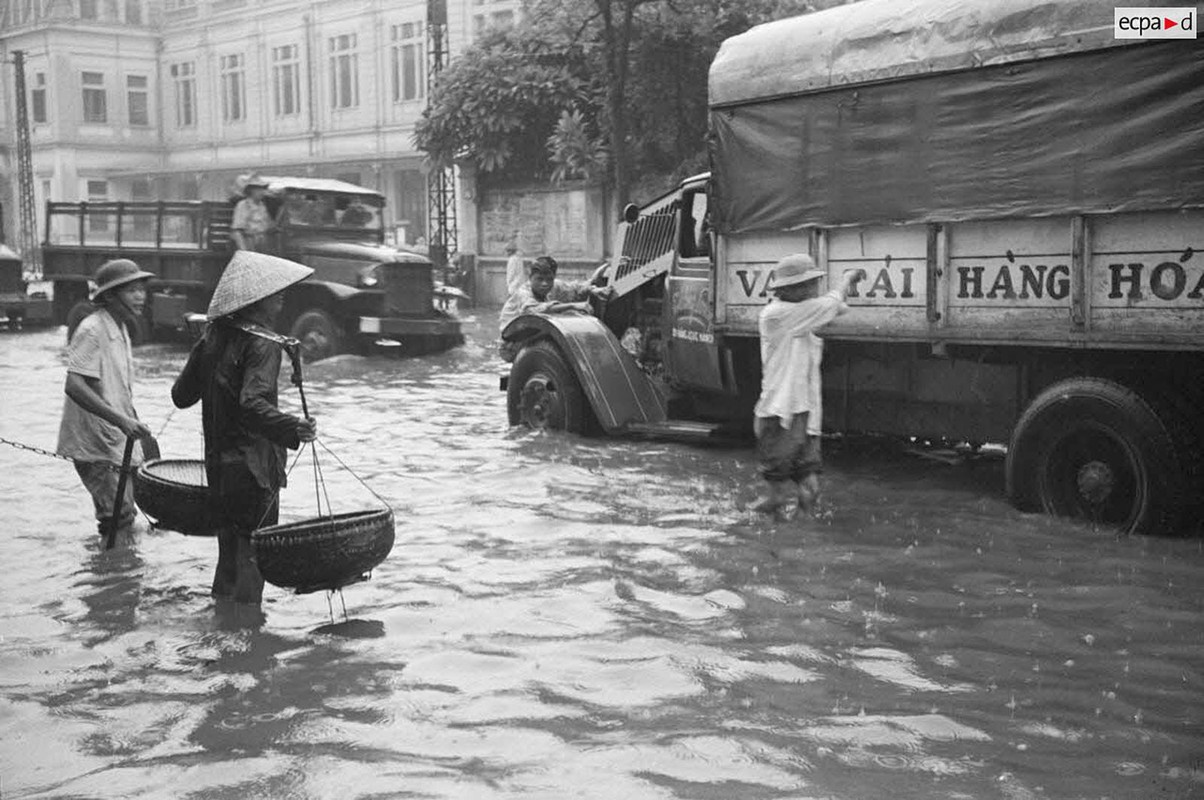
left=611, top=196, right=679, bottom=297
left=379, top=261, right=433, bottom=317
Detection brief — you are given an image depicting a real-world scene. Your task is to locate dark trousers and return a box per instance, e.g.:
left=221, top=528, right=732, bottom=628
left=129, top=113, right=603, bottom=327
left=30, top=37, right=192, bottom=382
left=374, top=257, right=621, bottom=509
left=211, top=464, right=278, bottom=604
left=755, top=412, right=822, bottom=483
left=75, top=461, right=136, bottom=535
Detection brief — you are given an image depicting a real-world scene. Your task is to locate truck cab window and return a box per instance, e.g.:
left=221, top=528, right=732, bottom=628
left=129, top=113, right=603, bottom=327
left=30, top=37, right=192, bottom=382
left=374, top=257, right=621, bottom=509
left=680, top=191, right=709, bottom=259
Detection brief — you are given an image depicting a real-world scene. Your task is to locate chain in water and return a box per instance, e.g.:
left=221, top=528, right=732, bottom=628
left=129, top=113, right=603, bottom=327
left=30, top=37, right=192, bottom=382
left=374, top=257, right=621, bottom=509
left=0, top=436, right=127, bottom=473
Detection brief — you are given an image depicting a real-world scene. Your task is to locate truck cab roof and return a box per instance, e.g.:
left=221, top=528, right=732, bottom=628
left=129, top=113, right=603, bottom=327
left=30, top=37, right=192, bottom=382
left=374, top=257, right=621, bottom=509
left=257, top=176, right=383, bottom=202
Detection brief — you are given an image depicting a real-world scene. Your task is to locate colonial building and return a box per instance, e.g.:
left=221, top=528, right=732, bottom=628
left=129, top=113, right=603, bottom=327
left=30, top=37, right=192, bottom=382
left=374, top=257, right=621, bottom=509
left=0, top=0, right=519, bottom=251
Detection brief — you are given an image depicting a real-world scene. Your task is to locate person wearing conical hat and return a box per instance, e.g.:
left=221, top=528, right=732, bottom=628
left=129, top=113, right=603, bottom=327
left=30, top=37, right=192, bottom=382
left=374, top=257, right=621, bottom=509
left=171, top=250, right=317, bottom=605
left=56, top=259, right=157, bottom=538
left=749, top=255, right=864, bottom=521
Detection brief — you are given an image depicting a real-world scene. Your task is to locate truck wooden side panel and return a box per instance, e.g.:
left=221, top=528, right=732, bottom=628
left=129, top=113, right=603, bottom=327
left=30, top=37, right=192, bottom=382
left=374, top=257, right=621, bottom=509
left=718, top=210, right=1204, bottom=351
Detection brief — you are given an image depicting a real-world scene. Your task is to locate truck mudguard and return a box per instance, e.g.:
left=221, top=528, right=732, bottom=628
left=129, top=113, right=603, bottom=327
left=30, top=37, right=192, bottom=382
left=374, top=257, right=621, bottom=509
left=503, top=314, right=667, bottom=433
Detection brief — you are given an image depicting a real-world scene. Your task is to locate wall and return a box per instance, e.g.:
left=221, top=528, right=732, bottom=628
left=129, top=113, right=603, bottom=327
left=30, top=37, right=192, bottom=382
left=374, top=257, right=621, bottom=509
left=0, top=0, right=521, bottom=252
left=471, top=180, right=610, bottom=306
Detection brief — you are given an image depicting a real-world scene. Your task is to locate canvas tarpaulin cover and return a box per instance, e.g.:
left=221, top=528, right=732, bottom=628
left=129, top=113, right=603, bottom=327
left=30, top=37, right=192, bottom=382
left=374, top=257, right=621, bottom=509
left=708, top=0, right=1204, bottom=234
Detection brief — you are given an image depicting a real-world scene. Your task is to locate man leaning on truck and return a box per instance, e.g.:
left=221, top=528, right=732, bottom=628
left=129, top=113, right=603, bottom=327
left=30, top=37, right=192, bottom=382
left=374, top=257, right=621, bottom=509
left=750, top=255, right=863, bottom=521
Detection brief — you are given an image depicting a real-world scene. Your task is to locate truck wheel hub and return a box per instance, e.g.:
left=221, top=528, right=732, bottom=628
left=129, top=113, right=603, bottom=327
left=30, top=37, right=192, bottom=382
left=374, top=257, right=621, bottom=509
left=1076, top=460, right=1115, bottom=506
left=521, top=376, right=556, bottom=427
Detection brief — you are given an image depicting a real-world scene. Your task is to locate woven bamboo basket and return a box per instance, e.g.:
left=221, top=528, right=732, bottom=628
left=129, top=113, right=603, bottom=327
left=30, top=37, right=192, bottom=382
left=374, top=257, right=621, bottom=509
left=251, top=508, right=395, bottom=594
left=133, top=459, right=213, bottom=536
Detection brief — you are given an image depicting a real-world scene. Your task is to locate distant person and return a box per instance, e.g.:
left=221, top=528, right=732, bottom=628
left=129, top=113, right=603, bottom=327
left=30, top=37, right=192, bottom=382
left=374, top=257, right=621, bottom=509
left=749, top=254, right=863, bottom=520
left=498, top=255, right=613, bottom=361
left=285, top=194, right=329, bottom=228
left=56, top=259, right=156, bottom=538
left=171, top=250, right=318, bottom=605
left=231, top=177, right=273, bottom=251
left=504, top=241, right=526, bottom=298
left=340, top=197, right=374, bottom=228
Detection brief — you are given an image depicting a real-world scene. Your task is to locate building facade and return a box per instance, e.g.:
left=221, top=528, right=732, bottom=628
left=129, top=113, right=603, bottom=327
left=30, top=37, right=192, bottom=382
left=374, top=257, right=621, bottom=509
left=0, top=0, right=519, bottom=252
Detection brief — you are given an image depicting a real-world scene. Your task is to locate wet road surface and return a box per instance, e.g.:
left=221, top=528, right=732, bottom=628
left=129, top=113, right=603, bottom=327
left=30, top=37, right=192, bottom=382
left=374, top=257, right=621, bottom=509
left=2, top=312, right=1203, bottom=799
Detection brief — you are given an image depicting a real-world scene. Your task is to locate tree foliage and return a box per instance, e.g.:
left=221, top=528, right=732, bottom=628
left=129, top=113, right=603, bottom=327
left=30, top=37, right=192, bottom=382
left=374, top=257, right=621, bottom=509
left=414, top=26, right=589, bottom=179
left=416, top=0, right=850, bottom=200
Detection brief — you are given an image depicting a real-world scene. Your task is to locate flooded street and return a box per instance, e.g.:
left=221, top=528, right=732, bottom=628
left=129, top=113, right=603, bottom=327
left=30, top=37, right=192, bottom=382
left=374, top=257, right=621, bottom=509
left=2, top=312, right=1202, bottom=800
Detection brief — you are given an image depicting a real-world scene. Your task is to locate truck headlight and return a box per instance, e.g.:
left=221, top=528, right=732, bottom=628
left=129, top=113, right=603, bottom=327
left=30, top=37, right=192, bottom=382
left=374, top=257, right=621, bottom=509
left=358, top=265, right=381, bottom=288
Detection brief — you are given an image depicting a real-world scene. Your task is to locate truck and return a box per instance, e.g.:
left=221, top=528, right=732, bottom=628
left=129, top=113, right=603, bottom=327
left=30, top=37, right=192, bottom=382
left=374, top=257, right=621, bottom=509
left=500, top=0, right=1204, bottom=536
left=42, top=176, right=463, bottom=360
left=0, top=204, right=52, bottom=329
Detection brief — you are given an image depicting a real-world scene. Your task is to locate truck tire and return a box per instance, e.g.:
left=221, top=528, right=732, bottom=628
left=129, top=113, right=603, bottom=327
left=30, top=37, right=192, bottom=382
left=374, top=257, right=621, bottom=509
left=289, top=309, right=344, bottom=362
left=507, top=339, right=592, bottom=434
left=1006, top=377, right=1188, bottom=535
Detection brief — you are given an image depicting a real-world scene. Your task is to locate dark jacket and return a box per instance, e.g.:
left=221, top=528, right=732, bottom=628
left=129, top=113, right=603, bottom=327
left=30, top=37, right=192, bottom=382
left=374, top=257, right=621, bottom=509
left=172, top=321, right=303, bottom=493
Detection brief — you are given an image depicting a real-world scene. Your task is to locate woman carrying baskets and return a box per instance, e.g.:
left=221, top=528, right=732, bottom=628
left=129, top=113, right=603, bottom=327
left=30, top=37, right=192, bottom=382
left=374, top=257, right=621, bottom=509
left=171, top=250, right=317, bottom=605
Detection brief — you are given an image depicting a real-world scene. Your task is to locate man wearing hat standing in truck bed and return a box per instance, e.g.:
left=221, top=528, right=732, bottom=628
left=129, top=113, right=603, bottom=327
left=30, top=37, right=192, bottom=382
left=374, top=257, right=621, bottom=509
left=56, top=259, right=156, bottom=537
left=231, top=176, right=273, bottom=252
left=750, top=254, right=864, bottom=521
left=171, top=250, right=317, bottom=604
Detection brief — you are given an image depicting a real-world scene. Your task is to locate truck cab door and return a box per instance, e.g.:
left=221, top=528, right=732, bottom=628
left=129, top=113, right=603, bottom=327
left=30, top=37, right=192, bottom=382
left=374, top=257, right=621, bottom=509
left=663, top=187, right=725, bottom=393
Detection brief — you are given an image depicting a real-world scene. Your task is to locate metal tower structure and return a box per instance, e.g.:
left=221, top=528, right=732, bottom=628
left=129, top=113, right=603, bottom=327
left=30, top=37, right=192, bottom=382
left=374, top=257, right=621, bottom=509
left=11, top=50, right=40, bottom=278
left=425, top=0, right=457, bottom=270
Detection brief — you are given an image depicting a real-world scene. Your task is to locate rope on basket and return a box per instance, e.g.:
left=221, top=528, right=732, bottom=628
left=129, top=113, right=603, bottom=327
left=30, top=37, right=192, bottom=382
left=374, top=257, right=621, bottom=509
left=242, top=324, right=391, bottom=528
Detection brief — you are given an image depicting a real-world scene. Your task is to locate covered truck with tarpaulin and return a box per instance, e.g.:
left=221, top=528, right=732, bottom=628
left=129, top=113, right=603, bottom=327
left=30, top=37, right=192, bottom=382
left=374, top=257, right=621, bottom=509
left=502, top=0, right=1204, bottom=535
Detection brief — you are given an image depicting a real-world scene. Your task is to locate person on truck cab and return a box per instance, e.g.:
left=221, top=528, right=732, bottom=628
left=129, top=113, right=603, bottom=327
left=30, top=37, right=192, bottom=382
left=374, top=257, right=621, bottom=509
left=750, top=254, right=863, bottom=521
left=497, top=255, right=614, bottom=361
left=56, top=259, right=156, bottom=539
left=231, top=177, right=274, bottom=252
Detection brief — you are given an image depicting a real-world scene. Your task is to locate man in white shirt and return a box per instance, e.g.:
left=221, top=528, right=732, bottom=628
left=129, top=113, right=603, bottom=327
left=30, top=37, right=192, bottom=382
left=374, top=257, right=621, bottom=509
left=750, top=254, right=863, bottom=520
left=57, top=259, right=156, bottom=537
left=232, top=177, right=273, bottom=252
left=504, top=241, right=526, bottom=298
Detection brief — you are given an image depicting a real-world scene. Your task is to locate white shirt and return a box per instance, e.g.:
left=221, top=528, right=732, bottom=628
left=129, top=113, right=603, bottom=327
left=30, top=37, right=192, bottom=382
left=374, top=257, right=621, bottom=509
left=754, top=290, right=846, bottom=433
left=56, top=309, right=142, bottom=464
left=505, top=254, right=526, bottom=297
left=498, top=279, right=593, bottom=333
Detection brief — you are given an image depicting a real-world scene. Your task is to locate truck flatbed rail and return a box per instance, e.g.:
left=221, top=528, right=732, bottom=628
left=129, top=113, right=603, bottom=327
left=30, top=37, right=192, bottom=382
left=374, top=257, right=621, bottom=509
left=43, top=201, right=232, bottom=252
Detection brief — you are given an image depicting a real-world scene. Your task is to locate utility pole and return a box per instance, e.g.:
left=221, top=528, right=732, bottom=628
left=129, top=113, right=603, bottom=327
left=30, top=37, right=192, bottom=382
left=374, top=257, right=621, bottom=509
left=12, top=50, right=40, bottom=278
left=425, top=0, right=457, bottom=271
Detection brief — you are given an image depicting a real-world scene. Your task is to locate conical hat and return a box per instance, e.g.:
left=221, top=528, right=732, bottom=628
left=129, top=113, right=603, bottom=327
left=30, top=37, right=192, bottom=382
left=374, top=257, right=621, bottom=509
left=207, top=250, right=314, bottom=318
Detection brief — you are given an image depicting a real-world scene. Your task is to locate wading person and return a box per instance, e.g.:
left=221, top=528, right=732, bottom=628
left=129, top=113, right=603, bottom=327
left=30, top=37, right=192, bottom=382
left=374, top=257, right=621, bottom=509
left=171, top=250, right=317, bottom=604
left=56, top=259, right=156, bottom=537
left=231, top=176, right=273, bottom=252
left=750, top=255, right=863, bottom=520
left=498, top=255, right=614, bottom=361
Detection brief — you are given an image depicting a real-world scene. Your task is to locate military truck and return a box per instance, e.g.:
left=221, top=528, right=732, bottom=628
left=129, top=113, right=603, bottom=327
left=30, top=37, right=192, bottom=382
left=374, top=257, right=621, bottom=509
left=500, top=0, right=1204, bottom=535
left=42, top=176, right=462, bottom=360
left=0, top=204, right=52, bottom=329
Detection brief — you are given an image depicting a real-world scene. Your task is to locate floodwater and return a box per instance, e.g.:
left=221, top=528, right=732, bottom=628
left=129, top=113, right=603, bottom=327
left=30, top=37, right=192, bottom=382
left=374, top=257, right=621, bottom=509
left=1, top=311, right=1202, bottom=800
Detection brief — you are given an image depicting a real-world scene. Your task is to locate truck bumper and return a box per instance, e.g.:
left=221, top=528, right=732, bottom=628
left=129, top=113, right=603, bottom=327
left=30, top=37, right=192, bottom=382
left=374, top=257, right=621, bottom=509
left=358, top=316, right=462, bottom=337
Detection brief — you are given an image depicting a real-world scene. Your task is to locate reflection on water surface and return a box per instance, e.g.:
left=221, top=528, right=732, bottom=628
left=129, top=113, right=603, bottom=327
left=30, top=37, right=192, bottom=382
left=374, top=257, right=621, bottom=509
left=1, top=314, right=1202, bottom=799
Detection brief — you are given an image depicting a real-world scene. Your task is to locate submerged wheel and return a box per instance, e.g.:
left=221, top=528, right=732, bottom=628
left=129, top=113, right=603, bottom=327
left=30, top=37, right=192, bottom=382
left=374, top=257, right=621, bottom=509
left=1006, top=377, right=1188, bottom=535
left=506, top=340, right=591, bottom=433
left=289, top=309, right=344, bottom=362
